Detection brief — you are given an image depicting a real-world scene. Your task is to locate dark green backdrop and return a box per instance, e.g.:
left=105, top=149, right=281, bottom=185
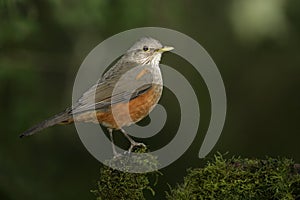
left=1, top=0, right=300, bottom=199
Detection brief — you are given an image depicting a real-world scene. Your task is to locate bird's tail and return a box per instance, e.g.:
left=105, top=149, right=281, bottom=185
left=19, top=108, right=73, bottom=138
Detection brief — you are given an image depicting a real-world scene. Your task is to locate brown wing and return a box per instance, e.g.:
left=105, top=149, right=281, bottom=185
left=71, top=60, right=154, bottom=115
left=19, top=59, right=155, bottom=137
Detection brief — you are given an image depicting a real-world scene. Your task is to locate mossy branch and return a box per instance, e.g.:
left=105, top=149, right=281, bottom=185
left=91, top=147, right=161, bottom=200
left=166, top=153, right=300, bottom=200
left=91, top=151, right=300, bottom=200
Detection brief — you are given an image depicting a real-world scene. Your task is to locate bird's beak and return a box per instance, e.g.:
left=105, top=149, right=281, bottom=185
left=157, top=46, right=174, bottom=53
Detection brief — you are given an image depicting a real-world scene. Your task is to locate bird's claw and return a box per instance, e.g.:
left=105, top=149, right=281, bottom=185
left=113, top=153, right=123, bottom=159
left=127, top=142, right=146, bottom=154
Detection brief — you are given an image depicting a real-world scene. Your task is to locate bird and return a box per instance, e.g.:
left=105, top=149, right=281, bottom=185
left=20, top=37, right=174, bottom=155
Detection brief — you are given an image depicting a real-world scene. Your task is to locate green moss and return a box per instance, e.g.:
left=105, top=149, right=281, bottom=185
left=166, top=153, right=300, bottom=200
left=91, top=147, right=161, bottom=200
left=91, top=152, right=300, bottom=199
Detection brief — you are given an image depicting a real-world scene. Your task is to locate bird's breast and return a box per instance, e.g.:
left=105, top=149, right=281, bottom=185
left=74, top=84, right=163, bottom=129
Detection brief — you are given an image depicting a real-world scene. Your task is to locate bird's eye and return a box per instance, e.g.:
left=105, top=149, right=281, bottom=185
left=143, top=46, right=149, bottom=51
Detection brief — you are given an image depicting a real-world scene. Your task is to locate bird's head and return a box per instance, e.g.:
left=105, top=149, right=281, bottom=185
left=126, top=37, right=174, bottom=66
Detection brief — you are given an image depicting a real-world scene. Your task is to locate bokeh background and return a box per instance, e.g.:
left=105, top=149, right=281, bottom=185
left=1, top=0, right=300, bottom=199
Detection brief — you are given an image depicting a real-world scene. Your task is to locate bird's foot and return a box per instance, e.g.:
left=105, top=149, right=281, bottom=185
left=127, top=142, right=146, bottom=154
left=113, top=153, right=123, bottom=159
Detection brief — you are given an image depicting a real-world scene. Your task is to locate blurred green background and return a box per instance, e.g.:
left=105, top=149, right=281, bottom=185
left=1, top=0, right=300, bottom=199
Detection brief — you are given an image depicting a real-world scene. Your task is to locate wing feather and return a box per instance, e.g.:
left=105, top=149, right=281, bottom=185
left=72, top=60, right=154, bottom=114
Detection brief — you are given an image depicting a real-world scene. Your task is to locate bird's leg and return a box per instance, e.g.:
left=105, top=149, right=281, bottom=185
left=120, top=128, right=146, bottom=153
left=108, top=128, right=120, bottom=157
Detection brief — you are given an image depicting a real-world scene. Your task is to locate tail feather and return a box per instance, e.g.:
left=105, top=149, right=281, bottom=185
left=20, top=108, right=73, bottom=138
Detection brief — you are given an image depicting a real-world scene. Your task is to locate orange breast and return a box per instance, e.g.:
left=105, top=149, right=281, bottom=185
left=74, top=85, right=162, bottom=129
